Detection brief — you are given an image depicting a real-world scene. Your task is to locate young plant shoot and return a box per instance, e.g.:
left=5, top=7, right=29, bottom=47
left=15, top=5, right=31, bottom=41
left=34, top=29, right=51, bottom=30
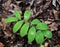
left=5, top=10, right=53, bottom=44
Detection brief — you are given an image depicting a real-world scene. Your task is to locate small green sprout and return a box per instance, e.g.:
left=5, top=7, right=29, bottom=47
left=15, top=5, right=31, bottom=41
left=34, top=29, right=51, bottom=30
left=5, top=10, right=53, bottom=44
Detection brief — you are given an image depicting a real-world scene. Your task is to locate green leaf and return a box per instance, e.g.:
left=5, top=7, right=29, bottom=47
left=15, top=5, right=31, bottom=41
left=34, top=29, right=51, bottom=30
left=43, top=30, right=52, bottom=38
left=31, top=19, right=41, bottom=25
left=13, top=21, right=23, bottom=33
left=35, top=31, right=44, bottom=44
left=5, top=17, right=18, bottom=23
left=28, top=26, right=36, bottom=43
left=13, top=10, right=21, bottom=20
left=20, top=23, right=29, bottom=37
left=24, top=10, right=31, bottom=21
left=36, top=22, right=49, bottom=30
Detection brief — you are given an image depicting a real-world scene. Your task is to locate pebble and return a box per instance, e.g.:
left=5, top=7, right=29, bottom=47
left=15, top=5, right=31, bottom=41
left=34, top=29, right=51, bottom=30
left=44, top=42, right=49, bottom=47
left=39, top=44, right=44, bottom=47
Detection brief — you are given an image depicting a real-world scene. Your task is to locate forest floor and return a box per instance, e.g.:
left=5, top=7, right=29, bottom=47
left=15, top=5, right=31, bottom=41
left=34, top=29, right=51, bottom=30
left=0, top=0, right=60, bottom=47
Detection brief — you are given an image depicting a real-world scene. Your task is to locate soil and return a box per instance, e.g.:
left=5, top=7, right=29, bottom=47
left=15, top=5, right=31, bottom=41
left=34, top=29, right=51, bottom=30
left=0, top=0, right=60, bottom=47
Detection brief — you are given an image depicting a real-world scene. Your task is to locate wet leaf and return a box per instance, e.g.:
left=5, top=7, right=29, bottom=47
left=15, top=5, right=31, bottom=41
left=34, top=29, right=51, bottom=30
left=24, top=10, right=31, bottom=21
left=36, top=22, right=48, bottom=30
left=35, top=31, right=44, bottom=44
left=20, top=23, right=29, bottom=37
left=5, top=17, right=18, bottom=23
left=13, top=10, right=21, bottom=20
left=13, top=21, right=23, bottom=33
left=28, top=26, right=36, bottom=43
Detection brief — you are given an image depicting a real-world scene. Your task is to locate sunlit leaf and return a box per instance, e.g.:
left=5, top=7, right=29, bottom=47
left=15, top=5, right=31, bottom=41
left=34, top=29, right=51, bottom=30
left=5, top=17, right=18, bottom=23
left=31, top=19, right=41, bottom=25
left=24, top=10, right=31, bottom=21
left=35, top=31, right=44, bottom=44
left=36, top=22, right=48, bottom=30
left=13, top=21, right=23, bottom=33
left=13, top=10, right=21, bottom=20
left=43, top=30, right=52, bottom=38
left=20, top=23, right=29, bottom=37
left=28, top=26, right=36, bottom=43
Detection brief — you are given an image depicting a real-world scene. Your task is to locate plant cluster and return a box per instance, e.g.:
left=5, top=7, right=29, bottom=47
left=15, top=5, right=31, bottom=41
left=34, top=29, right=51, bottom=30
left=5, top=10, right=52, bottom=44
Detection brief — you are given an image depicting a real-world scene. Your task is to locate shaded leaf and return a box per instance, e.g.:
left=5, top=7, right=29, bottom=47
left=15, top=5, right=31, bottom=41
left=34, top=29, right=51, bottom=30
left=31, top=19, right=41, bottom=25
left=13, top=21, right=23, bottom=33
left=24, top=10, right=31, bottom=21
left=28, top=26, right=36, bottom=43
left=35, top=31, right=44, bottom=44
left=20, top=23, right=29, bottom=37
left=14, top=10, right=21, bottom=20
left=43, top=30, right=52, bottom=38
left=5, top=17, right=18, bottom=23
left=36, top=22, right=48, bottom=30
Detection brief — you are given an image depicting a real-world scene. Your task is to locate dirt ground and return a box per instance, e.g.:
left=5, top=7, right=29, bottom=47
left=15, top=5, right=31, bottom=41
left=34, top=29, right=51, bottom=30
left=0, top=0, right=60, bottom=47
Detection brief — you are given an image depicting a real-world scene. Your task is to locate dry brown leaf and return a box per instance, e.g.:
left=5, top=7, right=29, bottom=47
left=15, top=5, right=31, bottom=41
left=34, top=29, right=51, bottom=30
left=0, top=42, right=5, bottom=47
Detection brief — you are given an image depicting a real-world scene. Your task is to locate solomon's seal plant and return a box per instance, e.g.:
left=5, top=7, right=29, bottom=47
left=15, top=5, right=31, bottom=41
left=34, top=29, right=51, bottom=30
left=5, top=10, right=53, bottom=44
